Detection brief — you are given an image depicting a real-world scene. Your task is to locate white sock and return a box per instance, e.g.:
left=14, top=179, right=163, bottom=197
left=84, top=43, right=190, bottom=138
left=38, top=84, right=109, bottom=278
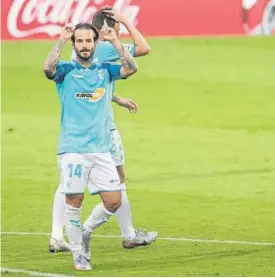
left=64, top=203, right=82, bottom=258
left=115, top=189, right=136, bottom=240
left=83, top=203, right=113, bottom=234
left=51, top=184, right=65, bottom=241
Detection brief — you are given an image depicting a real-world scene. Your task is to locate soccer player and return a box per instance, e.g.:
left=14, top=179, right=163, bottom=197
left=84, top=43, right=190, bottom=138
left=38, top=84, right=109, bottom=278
left=44, top=22, right=138, bottom=270
left=49, top=8, right=158, bottom=253
left=82, top=8, right=158, bottom=255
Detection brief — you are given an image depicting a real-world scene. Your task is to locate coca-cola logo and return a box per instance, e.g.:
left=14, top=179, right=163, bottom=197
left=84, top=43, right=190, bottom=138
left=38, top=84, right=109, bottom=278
left=7, top=0, right=140, bottom=38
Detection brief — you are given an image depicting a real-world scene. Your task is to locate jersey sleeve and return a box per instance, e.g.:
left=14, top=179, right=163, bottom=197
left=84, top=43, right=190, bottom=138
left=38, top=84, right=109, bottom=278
left=99, top=43, right=136, bottom=62
left=124, top=44, right=136, bottom=57
left=104, top=62, right=123, bottom=81
left=46, top=62, right=74, bottom=84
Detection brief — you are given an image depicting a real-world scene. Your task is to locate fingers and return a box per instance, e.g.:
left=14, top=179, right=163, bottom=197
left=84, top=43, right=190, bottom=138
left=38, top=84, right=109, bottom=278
left=102, top=9, right=119, bottom=22
left=64, top=26, right=73, bottom=33
left=61, top=21, right=73, bottom=40
left=103, top=19, right=109, bottom=28
left=101, top=19, right=111, bottom=36
left=63, top=19, right=73, bottom=34
left=100, top=27, right=110, bottom=38
left=100, top=22, right=115, bottom=40
left=127, top=100, right=138, bottom=113
left=103, top=12, right=115, bottom=20
left=105, top=14, right=115, bottom=20
left=64, top=19, right=73, bottom=29
left=102, top=9, right=114, bottom=16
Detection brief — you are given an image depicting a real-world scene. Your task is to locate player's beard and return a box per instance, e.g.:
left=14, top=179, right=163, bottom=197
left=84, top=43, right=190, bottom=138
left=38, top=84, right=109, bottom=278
left=75, top=48, right=94, bottom=67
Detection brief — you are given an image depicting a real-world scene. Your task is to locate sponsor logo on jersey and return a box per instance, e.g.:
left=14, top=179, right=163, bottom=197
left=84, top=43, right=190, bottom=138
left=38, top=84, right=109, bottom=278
left=75, top=88, right=105, bottom=102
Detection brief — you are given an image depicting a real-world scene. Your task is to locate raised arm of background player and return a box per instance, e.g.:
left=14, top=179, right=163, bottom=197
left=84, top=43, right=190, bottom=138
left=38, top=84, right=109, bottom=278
left=102, top=8, right=150, bottom=56
left=101, top=20, right=138, bottom=78
left=43, top=24, right=73, bottom=78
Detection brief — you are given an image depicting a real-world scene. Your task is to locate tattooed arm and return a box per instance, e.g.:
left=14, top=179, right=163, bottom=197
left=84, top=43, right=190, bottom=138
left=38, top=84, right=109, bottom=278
left=100, top=22, right=138, bottom=79
left=112, top=39, right=138, bottom=78
left=44, top=24, right=73, bottom=79
left=102, top=8, right=150, bottom=56
left=43, top=39, right=65, bottom=79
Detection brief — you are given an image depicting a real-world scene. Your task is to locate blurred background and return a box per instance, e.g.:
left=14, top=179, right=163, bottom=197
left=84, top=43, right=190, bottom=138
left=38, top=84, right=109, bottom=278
left=1, top=0, right=275, bottom=277
left=1, top=0, right=275, bottom=38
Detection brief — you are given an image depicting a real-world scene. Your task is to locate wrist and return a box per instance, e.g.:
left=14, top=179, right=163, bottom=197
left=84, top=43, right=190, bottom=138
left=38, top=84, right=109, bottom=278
left=115, top=96, right=122, bottom=105
left=112, top=95, right=118, bottom=103
left=111, top=37, right=121, bottom=48
left=121, top=17, right=129, bottom=25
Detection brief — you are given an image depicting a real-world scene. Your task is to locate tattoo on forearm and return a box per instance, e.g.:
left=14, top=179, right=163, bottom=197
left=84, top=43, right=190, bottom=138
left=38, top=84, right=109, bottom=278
left=44, top=39, right=64, bottom=78
left=119, top=45, right=138, bottom=75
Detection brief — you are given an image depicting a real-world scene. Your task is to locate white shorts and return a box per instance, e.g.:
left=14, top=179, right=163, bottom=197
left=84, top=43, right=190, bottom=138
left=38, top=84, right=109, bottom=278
left=110, top=129, right=125, bottom=167
left=58, top=153, right=121, bottom=195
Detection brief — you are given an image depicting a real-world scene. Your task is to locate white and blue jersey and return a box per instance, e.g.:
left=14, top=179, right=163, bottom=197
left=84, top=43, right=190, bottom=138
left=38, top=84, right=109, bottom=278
left=71, top=41, right=136, bottom=130
left=47, top=61, right=122, bottom=154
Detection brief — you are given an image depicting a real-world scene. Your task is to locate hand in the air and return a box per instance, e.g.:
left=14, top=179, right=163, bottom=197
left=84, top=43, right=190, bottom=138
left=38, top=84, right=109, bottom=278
left=60, top=22, right=74, bottom=41
left=100, top=19, right=117, bottom=42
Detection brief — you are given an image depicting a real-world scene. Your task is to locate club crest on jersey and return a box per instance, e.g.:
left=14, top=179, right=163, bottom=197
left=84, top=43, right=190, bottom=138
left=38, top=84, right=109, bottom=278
left=98, top=69, right=105, bottom=80
left=75, top=88, right=105, bottom=102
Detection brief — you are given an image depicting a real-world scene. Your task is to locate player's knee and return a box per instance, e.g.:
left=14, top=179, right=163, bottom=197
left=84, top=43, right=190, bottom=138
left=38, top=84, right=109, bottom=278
left=103, top=195, right=121, bottom=213
left=65, top=194, right=84, bottom=208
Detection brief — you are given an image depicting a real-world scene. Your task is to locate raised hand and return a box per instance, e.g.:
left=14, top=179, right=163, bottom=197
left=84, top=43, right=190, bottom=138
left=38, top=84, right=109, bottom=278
left=100, top=19, right=118, bottom=43
left=102, top=8, right=126, bottom=23
left=60, top=22, right=74, bottom=41
left=44, top=22, right=72, bottom=78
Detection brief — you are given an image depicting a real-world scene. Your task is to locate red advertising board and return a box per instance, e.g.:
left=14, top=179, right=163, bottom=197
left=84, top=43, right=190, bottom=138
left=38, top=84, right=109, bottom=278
left=1, top=0, right=274, bottom=40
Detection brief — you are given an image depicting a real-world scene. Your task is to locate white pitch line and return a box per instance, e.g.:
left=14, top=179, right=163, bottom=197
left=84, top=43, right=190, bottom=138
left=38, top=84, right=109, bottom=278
left=0, top=267, right=71, bottom=277
left=1, top=231, right=275, bottom=246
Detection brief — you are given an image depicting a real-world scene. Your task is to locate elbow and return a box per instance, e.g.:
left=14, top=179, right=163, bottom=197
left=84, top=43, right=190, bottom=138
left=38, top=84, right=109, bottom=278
left=144, top=45, right=151, bottom=55
left=136, top=45, right=151, bottom=56
left=140, top=45, right=151, bottom=56
left=43, top=68, right=51, bottom=78
left=130, top=65, right=138, bottom=76
left=43, top=63, right=50, bottom=75
left=123, top=66, right=138, bottom=79
left=43, top=68, right=49, bottom=77
left=43, top=65, right=54, bottom=79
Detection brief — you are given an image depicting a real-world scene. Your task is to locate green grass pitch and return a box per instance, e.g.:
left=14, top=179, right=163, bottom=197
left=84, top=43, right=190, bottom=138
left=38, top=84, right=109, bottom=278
left=1, top=36, right=275, bottom=276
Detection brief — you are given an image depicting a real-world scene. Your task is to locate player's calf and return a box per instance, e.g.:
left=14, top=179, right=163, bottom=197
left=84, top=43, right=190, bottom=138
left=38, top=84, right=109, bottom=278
left=81, top=192, right=121, bottom=261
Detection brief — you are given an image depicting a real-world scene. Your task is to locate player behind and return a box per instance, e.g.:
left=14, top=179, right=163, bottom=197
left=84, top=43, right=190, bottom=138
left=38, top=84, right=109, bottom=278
left=44, top=21, right=137, bottom=270
left=82, top=9, right=158, bottom=257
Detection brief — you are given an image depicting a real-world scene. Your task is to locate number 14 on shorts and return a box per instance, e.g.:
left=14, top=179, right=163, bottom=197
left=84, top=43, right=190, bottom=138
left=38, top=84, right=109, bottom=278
left=68, top=163, right=83, bottom=178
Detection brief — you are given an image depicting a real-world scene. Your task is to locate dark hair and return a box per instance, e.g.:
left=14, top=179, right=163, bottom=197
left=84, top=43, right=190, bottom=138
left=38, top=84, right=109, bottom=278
left=71, top=23, right=99, bottom=43
left=92, top=7, right=117, bottom=31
